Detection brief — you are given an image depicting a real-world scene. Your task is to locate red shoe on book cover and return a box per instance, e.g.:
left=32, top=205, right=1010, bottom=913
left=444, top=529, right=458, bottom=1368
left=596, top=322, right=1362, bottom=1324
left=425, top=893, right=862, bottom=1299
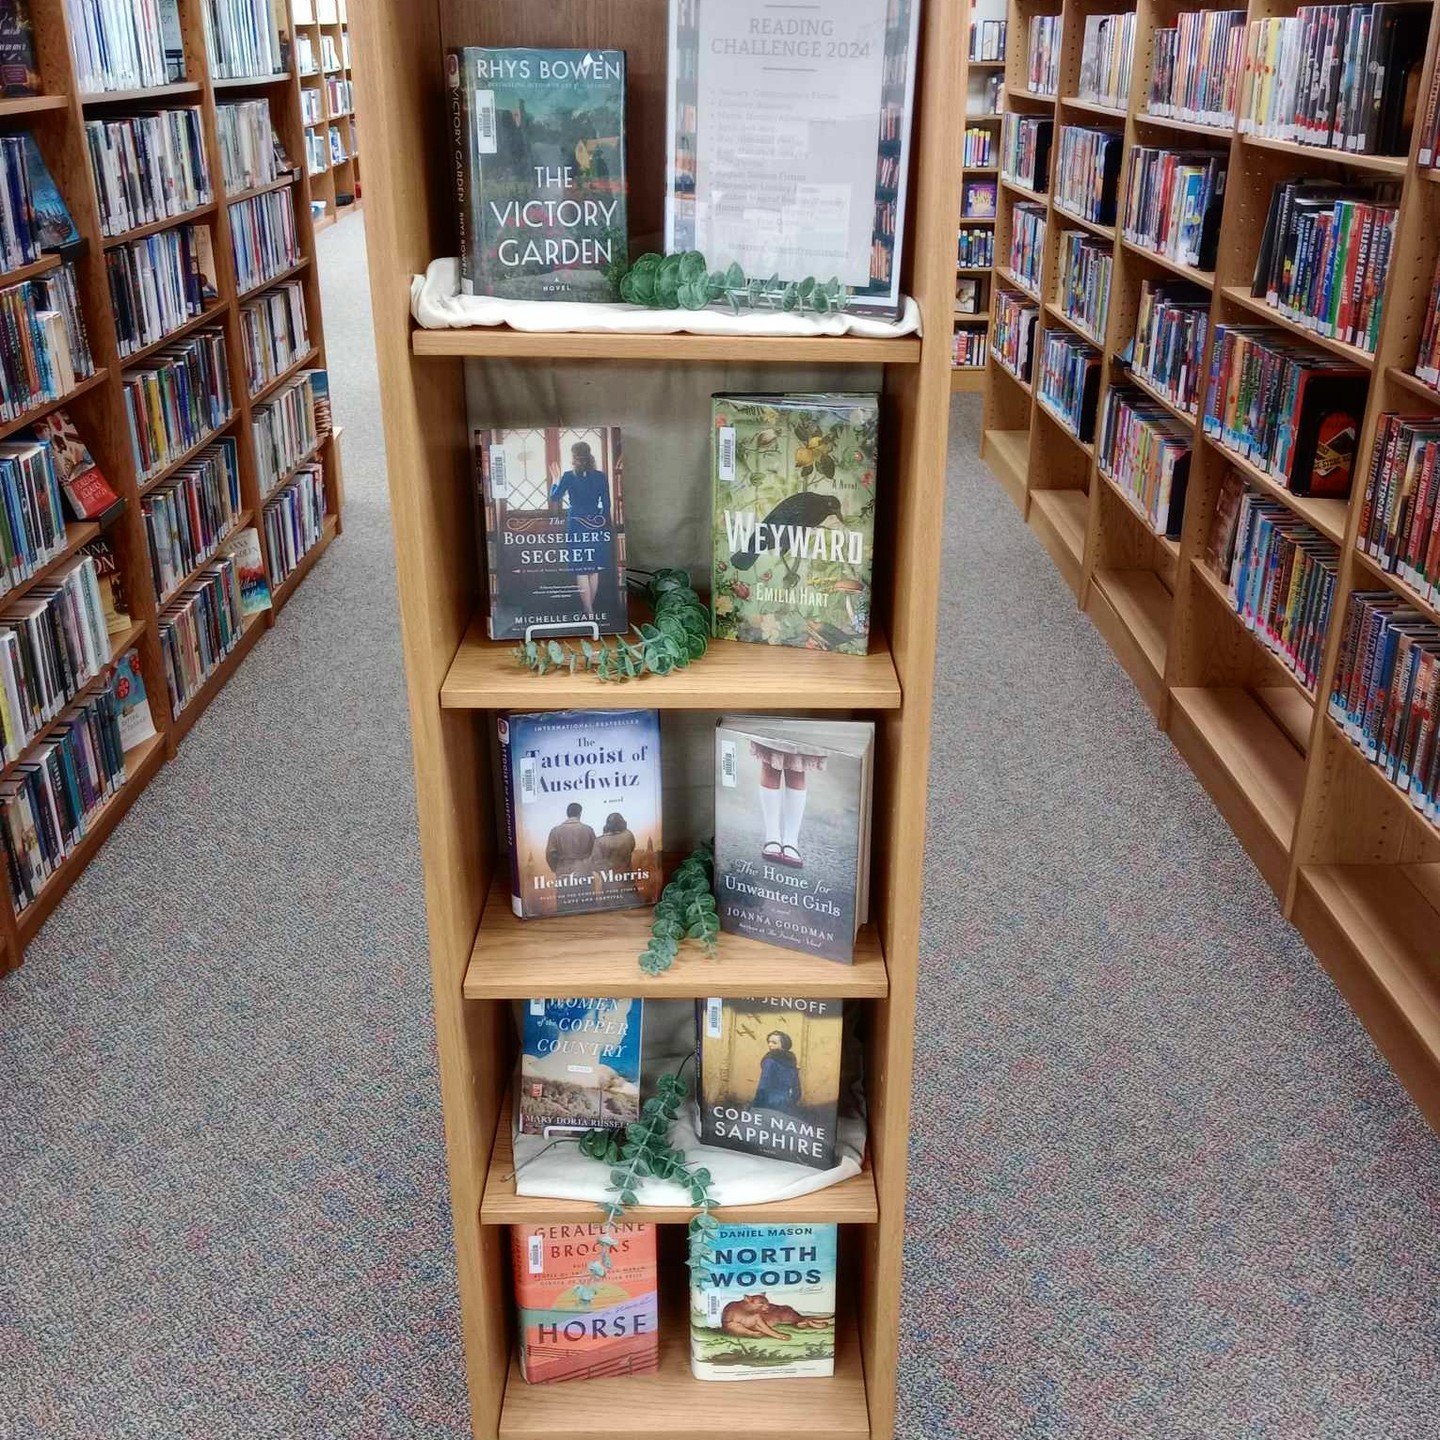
left=32, top=409, right=119, bottom=520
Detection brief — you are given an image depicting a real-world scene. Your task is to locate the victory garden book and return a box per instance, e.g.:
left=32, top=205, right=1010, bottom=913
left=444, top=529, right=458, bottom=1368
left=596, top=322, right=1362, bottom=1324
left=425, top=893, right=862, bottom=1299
left=519, top=998, right=642, bottom=1137
left=696, top=996, right=843, bottom=1170
left=473, top=425, right=627, bottom=640
left=690, top=1223, right=837, bottom=1381
left=512, top=1222, right=659, bottom=1384
left=448, top=47, right=627, bottom=301
left=713, top=716, right=874, bottom=962
left=498, top=709, right=662, bottom=919
left=711, top=394, right=878, bottom=655
left=666, top=0, right=920, bottom=314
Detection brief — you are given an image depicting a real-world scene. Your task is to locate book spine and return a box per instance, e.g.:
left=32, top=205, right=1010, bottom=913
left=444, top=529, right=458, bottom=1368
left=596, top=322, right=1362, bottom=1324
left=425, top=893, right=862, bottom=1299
left=449, top=51, right=474, bottom=296
left=497, top=715, right=523, bottom=916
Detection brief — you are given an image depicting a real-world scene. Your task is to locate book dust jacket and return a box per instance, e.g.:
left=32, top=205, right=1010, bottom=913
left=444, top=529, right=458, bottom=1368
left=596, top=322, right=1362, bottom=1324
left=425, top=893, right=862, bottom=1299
left=474, top=425, right=627, bottom=640
left=512, top=1222, right=659, bottom=1384
left=498, top=709, right=662, bottom=919
left=711, top=394, right=878, bottom=654
left=519, top=998, right=642, bottom=1137
left=690, top=1223, right=838, bottom=1381
left=449, top=47, right=627, bottom=300
left=697, top=996, right=843, bottom=1171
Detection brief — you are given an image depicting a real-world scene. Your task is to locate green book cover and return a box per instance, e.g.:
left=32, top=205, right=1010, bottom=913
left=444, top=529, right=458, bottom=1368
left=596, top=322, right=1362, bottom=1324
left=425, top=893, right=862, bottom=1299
left=448, top=47, right=627, bottom=301
left=710, top=395, right=878, bottom=654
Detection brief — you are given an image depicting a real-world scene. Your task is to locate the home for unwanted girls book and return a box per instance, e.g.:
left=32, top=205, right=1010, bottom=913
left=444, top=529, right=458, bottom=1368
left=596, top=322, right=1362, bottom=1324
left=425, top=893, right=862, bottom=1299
left=498, top=708, right=662, bottom=919
left=713, top=716, right=873, bottom=963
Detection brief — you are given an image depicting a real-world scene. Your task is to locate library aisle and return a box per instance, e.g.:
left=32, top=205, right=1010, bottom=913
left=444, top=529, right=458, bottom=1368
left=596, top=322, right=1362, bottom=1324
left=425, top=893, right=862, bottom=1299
left=4, top=223, right=1440, bottom=1438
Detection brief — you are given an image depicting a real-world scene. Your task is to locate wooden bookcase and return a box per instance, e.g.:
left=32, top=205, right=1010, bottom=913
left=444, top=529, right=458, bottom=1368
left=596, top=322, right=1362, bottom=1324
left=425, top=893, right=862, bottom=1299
left=295, top=0, right=360, bottom=229
left=348, top=1, right=962, bottom=1435
left=955, top=0, right=1008, bottom=393
left=981, top=0, right=1440, bottom=1126
left=0, top=0, right=344, bottom=973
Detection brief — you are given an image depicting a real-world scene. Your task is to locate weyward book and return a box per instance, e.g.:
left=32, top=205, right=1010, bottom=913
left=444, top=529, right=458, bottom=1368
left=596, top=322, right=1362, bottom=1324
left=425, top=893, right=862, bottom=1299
left=713, top=716, right=874, bottom=963
left=499, top=709, right=662, bottom=919
left=473, top=425, right=627, bottom=640
left=519, top=998, right=642, bottom=1137
left=711, top=394, right=878, bottom=655
left=697, top=996, right=843, bottom=1171
left=690, top=1223, right=837, bottom=1381
left=449, top=47, right=627, bottom=301
left=512, top=1222, right=659, bottom=1385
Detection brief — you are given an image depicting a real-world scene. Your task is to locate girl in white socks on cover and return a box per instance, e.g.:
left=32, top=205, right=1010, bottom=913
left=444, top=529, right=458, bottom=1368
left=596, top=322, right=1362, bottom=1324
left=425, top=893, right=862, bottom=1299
left=750, top=737, right=827, bottom=869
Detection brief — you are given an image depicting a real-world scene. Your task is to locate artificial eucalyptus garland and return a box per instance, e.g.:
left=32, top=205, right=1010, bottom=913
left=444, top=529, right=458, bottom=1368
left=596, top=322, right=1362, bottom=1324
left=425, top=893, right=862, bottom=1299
left=617, top=250, right=850, bottom=317
left=512, top=569, right=710, bottom=682
left=639, top=842, right=718, bottom=975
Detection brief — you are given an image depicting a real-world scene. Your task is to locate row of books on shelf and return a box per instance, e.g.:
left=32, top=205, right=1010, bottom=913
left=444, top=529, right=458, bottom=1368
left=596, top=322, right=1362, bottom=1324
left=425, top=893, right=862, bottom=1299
left=122, top=326, right=232, bottom=482
left=325, top=77, right=352, bottom=115
left=1007, top=203, right=1044, bottom=297
left=1037, top=330, right=1101, bottom=443
left=141, top=434, right=242, bottom=602
left=993, top=289, right=1038, bottom=385
left=1026, top=14, right=1061, bottom=97
left=0, top=648, right=156, bottom=914
left=1056, top=230, right=1111, bottom=344
left=238, top=277, right=309, bottom=396
left=1054, top=126, right=1122, bottom=227
left=957, top=226, right=994, bottom=270
left=1207, top=472, right=1337, bottom=693
left=1120, top=147, right=1225, bottom=271
left=963, top=127, right=994, bottom=169
left=229, top=185, right=300, bottom=295
left=969, top=19, right=1006, bottom=63
left=1128, top=280, right=1208, bottom=418
left=0, top=134, right=79, bottom=275
left=295, top=31, right=318, bottom=78
left=1331, top=593, right=1440, bottom=820
left=301, top=88, right=323, bottom=127
left=952, top=327, right=986, bottom=368
left=108, top=223, right=216, bottom=359
left=201, top=0, right=287, bottom=82
left=86, top=109, right=210, bottom=241
left=319, top=32, right=342, bottom=72
left=216, top=99, right=291, bottom=196
left=0, top=265, right=94, bottom=423
left=970, top=73, right=1004, bottom=119
left=1097, top=387, right=1190, bottom=539
left=1078, top=12, right=1134, bottom=111
left=1000, top=115, right=1051, bottom=194
left=1146, top=10, right=1244, bottom=127
left=263, top=458, right=326, bottom=585
left=1360, top=414, right=1440, bottom=605
left=252, top=367, right=328, bottom=496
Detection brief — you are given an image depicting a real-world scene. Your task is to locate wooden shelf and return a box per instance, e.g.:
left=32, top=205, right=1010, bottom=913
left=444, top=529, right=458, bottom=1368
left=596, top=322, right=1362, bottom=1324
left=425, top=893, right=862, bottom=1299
left=464, top=877, right=887, bottom=1000
left=1000, top=174, right=1048, bottom=204
left=1060, top=94, right=1128, bottom=119
left=483, top=1093, right=879, bottom=1227
left=1134, top=109, right=1234, bottom=138
left=1051, top=202, right=1115, bottom=242
left=237, top=255, right=310, bottom=301
left=120, top=301, right=228, bottom=367
left=211, top=71, right=293, bottom=88
left=980, top=427, right=1029, bottom=512
left=1352, top=546, right=1440, bottom=627
left=1169, top=687, right=1304, bottom=895
left=1007, top=85, right=1057, bottom=105
left=0, top=252, right=61, bottom=287
left=0, top=369, right=108, bottom=444
left=1034, top=395, right=1094, bottom=456
left=1204, top=435, right=1349, bottom=544
left=495, top=1301, right=869, bottom=1439
left=1029, top=488, right=1088, bottom=596
left=1386, top=366, right=1440, bottom=406
left=102, top=200, right=217, bottom=249
left=1218, top=285, right=1375, bottom=369
left=1118, top=237, right=1215, bottom=288
left=171, top=610, right=268, bottom=745
left=440, top=616, right=902, bottom=712
left=81, top=81, right=202, bottom=106
left=138, top=412, right=238, bottom=495
left=991, top=353, right=1033, bottom=395
left=1124, top=366, right=1198, bottom=429
left=1240, top=132, right=1408, bottom=176
left=997, top=267, right=1041, bottom=303
left=411, top=328, right=921, bottom=365
left=269, top=514, right=338, bottom=611
left=0, top=519, right=103, bottom=609
left=1088, top=569, right=1171, bottom=715
left=225, top=172, right=301, bottom=203
left=0, top=94, right=69, bottom=117
left=1043, top=301, right=1104, bottom=349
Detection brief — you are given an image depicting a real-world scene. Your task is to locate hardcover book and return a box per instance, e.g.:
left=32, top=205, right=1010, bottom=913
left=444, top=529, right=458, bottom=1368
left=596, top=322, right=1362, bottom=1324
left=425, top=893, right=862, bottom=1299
left=473, top=425, right=627, bottom=640
left=666, top=0, right=920, bottom=315
left=448, top=47, right=627, bottom=301
left=518, top=998, right=642, bottom=1137
left=696, top=996, right=843, bottom=1170
left=111, top=648, right=157, bottom=753
left=33, top=409, right=120, bottom=520
left=498, top=709, right=662, bottom=919
left=0, top=1, right=37, bottom=97
left=711, top=394, right=877, bottom=655
left=79, top=537, right=132, bottom=635
left=22, top=136, right=80, bottom=256
left=227, top=527, right=273, bottom=615
left=512, top=1222, right=659, bottom=1385
left=713, top=716, right=873, bottom=962
left=690, top=1223, right=837, bottom=1381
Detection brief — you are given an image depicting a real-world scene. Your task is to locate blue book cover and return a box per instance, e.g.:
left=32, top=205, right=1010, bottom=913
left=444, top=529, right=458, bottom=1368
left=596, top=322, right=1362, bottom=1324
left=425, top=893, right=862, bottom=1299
left=498, top=708, right=663, bottom=918
left=690, top=1223, right=837, bottom=1381
left=21, top=136, right=79, bottom=256
left=519, top=998, right=643, bottom=1136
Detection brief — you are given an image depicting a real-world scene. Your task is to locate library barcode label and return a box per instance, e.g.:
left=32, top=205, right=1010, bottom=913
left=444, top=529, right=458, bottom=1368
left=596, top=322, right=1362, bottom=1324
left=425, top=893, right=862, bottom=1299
left=707, top=1291, right=724, bottom=1323
left=488, top=444, right=508, bottom=499
left=474, top=91, right=498, bottom=152
left=528, top=999, right=545, bottom=1016
left=719, top=738, right=737, bottom=787
left=705, top=997, right=723, bottom=1039
left=717, top=427, right=736, bottom=482
left=519, top=754, right=538, bottom=803
left=527, top=1234, right=544, bottom=1275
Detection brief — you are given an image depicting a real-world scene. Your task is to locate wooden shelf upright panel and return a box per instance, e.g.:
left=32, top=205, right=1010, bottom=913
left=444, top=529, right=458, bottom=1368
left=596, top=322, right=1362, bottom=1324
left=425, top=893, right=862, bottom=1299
left=973, top=0, right=1440, bottom=1125
left=0, top=0, right=343, bottom=972
left=350, top=0, right=961, bottom=1434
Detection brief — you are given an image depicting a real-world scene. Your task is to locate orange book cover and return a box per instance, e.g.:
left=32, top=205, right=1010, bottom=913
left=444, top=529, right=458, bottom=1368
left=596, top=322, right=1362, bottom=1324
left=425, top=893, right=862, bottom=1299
left=511, top=1222, right=660, bottom=1385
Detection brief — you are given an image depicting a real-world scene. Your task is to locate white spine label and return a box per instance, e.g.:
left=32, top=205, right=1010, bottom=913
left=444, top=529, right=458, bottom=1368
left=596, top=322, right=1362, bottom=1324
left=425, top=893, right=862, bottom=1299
left=718, top=427, right=737, bottom=482
left=527, top=1233, right=544, bottom=1274
left=475, top=90, right=498, bottom=153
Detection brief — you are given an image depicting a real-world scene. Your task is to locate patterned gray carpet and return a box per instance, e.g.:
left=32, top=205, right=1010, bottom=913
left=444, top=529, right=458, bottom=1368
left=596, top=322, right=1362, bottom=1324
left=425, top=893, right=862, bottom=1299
left=3, top=216, right=1438, bottom=1439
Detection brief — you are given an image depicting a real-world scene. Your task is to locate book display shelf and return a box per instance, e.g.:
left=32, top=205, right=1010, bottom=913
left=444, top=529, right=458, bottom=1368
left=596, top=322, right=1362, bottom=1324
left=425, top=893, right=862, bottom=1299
left=295, top=0, right=360, bottom=228
left=980, top=0, right=1440, bottom=1128
left=0, top=0, right=344, bottom=975
left=956, top=0, right=1009, bottom=392
left=350, top=0, right=961, bottom=1434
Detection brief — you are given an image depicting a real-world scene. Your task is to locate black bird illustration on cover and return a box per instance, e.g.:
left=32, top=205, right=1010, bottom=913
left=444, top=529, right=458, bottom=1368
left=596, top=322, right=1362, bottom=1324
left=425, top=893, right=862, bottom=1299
left=729, top=491, right=845, bottom=585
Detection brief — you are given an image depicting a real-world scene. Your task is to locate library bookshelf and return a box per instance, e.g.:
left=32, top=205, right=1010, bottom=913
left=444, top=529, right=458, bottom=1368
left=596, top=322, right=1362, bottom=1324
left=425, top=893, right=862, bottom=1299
left=295, top=0, right=360, bottom=228
left=955, top=4, right=1008, bottom=394
left=349, top=0, right=962, bottom=1435
left=981, top=0, right=1440, bottom=1128
left=0, top=0, right=345, bottom=974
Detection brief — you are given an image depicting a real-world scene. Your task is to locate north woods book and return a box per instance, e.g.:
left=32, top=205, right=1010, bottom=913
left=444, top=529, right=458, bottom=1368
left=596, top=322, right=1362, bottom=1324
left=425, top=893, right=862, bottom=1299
left=519, top=998, right=642, bottom=1137
left=713, top=716, right=873, bottom=962
left=449, top=47, right=627, bottom=301
left=498, top=708, right=662, bottom=919
left=512, top=1222, right=659, bottom=1385
left=697, top=996, right=843, bottom=1171
left=473, top=425, right=627, bottom=640
left=712, top=395, right=877, bottom=655
left=690, top=1223, right=837, bottom=1381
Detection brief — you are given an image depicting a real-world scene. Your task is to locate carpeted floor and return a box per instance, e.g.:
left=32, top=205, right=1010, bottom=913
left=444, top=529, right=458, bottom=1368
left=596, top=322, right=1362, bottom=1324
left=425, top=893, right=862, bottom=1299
left=3, top=215, right=1439, bottom=1440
